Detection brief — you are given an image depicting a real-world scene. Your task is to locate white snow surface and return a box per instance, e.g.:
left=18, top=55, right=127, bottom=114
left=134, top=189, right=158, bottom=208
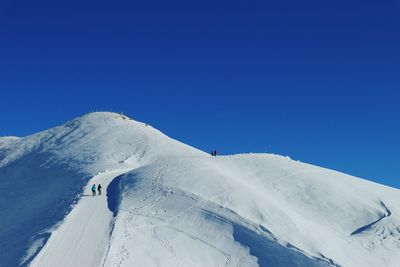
left=0, top=112, right=399, bottom=267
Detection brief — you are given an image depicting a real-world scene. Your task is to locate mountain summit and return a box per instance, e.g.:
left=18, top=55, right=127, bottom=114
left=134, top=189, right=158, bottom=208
left=1, top=112, right=399, bottom=267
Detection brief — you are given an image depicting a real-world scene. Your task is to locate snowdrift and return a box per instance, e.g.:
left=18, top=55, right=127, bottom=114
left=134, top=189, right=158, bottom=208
left=0, top=112, right=399, bottom=267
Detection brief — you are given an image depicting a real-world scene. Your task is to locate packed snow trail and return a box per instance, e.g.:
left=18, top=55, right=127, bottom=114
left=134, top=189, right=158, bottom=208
left=30, top=169, right=133, bottom=267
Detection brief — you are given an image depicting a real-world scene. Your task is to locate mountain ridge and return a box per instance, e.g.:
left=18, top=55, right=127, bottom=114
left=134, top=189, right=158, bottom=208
left=0, top=112, right=399, bottom=267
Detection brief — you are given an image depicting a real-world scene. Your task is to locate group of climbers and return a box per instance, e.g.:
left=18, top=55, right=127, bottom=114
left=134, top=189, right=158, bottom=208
left=91, top=184, right=102, bottom=196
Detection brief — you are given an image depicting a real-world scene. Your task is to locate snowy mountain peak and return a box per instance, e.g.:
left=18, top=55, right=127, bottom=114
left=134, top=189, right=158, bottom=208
left=65, top=112, right=140, bottom=132
left=1, top=113, right=399, bottom=267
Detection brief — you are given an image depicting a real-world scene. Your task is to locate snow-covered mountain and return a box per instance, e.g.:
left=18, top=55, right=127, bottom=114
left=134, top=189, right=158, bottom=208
left=1, top=112, right=399, bottom=267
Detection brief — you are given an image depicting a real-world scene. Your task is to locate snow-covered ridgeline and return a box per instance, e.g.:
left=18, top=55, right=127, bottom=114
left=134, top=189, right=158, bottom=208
left=0, top=112, right=399, bottom=267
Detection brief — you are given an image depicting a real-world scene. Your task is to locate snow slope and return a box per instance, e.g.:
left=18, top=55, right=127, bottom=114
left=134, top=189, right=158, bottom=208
left=0, top=112, right=399, bottom=267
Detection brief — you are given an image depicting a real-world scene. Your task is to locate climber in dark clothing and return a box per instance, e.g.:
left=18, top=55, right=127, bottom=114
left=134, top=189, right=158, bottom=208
left=97, top=184, right=102, bottom=196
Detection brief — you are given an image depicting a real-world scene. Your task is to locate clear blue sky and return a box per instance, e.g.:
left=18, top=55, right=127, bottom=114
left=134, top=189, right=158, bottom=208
left=1, top=0, right=399, bottom=188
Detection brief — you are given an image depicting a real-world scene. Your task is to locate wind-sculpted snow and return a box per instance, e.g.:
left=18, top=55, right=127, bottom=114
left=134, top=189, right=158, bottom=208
left=101, top=154, right=400, bottom=267
left=0, top=112, right=399, bottom=267
left=351, top=201, right=392, bottom=235
left=231, top=223, right=331, bottom=267
left=107, top=174, right=124, bottom=217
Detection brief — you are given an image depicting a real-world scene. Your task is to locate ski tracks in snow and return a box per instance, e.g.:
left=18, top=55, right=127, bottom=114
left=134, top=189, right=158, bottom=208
left=166, top=225, right=232, bottom=267
left=110, top=161, right=234, bottom=267
left=148, top=221, right=182, bottom=267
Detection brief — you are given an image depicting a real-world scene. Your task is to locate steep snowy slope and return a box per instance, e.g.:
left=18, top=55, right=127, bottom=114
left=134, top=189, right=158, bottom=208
left=0, top=112, right=399, bottom=267
left=0, top=112, right=198, bottom=267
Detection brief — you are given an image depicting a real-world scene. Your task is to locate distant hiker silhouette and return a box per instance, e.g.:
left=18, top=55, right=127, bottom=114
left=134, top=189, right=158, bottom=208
left=211, top=150, right=217, bottom=156
left=97, top=184, right=102, bottom=196
left=91, top=184, right=96, bottom=196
